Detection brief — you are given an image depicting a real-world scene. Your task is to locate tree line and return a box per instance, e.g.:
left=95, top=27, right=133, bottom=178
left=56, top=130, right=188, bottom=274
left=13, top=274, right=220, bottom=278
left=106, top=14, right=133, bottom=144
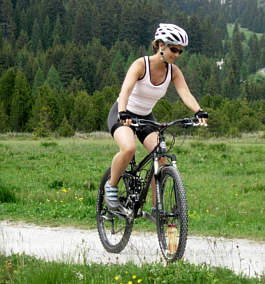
left=0, top=65, right=264, bottom=137
left=0, top=0, right=265, bottom=136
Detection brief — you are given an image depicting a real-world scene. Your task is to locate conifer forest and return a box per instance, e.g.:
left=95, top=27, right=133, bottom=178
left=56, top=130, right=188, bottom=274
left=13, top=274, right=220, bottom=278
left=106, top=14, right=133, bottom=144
left=0, top=0, right=265, bottom=136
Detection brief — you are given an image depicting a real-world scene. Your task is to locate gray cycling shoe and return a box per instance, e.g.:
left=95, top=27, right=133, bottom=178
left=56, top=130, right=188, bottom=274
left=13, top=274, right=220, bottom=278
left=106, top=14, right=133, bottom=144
left=105, top=181, right=120, bottom=210
left=105, top=181, right=133, bottom=217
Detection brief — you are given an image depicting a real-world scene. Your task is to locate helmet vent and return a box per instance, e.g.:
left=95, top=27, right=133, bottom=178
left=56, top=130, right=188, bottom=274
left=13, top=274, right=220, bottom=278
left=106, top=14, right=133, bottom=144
left=171, top=33, right=180, bottom=42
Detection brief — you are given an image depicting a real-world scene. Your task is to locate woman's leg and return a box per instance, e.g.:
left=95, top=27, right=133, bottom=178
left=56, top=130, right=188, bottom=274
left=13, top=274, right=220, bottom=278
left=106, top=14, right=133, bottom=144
left=109, top=125, right=136, bottom=186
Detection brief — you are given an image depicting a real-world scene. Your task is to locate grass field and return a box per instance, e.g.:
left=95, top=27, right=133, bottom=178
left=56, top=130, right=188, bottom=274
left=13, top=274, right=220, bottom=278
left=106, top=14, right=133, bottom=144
left=227, top=23, right=264, bottom=41
left=0, top=254, right=264, bottom=284
left=0, top=132, right=264, bottom=240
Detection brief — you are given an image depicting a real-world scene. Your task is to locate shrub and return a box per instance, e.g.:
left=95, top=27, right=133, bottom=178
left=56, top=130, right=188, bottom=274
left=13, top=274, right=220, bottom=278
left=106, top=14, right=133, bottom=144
left=227, top=126, right=241, bottom=138
left=0, top=185, right=16, bottom=203
left=57, top=116, right=75, bottom=137
left=33, top=107, right=51, bottom=138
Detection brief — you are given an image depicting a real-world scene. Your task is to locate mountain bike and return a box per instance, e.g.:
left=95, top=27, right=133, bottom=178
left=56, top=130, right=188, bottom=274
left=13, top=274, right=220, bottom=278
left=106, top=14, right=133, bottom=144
left=96, top=116, right=198, bottom=262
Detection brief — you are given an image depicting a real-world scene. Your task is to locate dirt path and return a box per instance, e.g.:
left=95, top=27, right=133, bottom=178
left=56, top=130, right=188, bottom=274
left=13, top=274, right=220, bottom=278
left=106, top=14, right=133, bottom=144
left=1, top=221, right=264, bottom=278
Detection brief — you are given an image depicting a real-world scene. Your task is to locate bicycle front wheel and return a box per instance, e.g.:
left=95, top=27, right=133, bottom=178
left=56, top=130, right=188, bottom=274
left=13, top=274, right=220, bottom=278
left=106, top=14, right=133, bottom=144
left=96, top=168, right=134, bottom=253
left=156, top=166, right=188, bottom=262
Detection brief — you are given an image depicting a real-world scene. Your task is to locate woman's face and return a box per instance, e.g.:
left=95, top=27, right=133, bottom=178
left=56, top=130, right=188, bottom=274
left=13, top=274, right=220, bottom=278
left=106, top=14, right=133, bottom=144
left=161, top=43, right=183, bottom=63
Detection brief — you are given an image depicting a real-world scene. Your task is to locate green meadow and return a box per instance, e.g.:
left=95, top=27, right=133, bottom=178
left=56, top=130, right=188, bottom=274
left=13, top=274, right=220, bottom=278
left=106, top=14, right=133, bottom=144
left=0, top=133, right=264, bottom=240
left=227, top=23, right=264, bottom=40
left=1, top=254, right=264, bottom=284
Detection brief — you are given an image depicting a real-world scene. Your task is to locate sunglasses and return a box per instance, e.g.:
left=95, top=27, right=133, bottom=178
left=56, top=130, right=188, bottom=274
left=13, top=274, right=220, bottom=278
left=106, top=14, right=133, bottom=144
left=169, top=46, right=183, bottom=55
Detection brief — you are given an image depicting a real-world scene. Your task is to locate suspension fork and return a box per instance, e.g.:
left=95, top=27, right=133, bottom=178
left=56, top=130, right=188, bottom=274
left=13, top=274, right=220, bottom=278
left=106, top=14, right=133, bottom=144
left=154, top=153, right=177, bottom=212
left=154, top=154, right=163, bottom=211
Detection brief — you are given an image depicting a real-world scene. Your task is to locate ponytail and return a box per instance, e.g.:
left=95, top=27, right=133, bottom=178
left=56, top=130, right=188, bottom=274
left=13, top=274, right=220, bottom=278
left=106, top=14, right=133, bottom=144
left=152, top=40, right=160, bottom=54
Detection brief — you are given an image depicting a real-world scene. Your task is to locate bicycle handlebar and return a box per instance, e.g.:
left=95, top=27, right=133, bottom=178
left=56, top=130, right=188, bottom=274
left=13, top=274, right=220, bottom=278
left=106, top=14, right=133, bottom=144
left=130, top=117, right=199, bottom=130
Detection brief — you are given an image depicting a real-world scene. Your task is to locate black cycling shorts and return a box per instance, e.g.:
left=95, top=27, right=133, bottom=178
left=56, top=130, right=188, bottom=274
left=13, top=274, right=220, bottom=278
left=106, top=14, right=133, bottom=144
left=107, top=101, right=158, bottom=144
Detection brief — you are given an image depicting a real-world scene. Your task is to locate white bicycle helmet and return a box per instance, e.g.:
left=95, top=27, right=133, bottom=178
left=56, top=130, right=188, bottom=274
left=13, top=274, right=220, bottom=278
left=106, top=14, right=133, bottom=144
left=155, top=23, right=188, bottom=47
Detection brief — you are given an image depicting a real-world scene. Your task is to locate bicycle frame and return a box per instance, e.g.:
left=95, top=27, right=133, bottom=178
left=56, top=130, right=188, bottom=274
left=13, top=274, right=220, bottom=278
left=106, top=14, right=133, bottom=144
left=125, top=117, right=198, bottom=218
left=126, top=128, right=177, bottom=218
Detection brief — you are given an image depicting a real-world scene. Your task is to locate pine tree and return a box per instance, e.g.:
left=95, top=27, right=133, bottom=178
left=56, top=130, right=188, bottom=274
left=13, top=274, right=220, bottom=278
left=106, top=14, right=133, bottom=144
left=16, top=30, right=30, bottom=50
left=58, top=42, right=82, bottom=88
left=9, top=70, right=32, bottom=131
left=31, top=19, right=42, bottom=52
left=80, top=55, right=96, bottom=94
left=30, top=82, right=63, bottom=131
left=52, top=16, right=64, bottom=46
left=0, top=102, right=9, bottom=132
left=0, top=68, right=16, bottom=117
left=33, top=106, right=51, bottom=137
left=0, top=39, right=15, bottom=74
left=153, top=99, right=173, bottom=122
left=111, top=50, right=125, bottom=85
left=70, top=90, right=92, bottom=131
left=248, top=34, right=259, bottom=74
left=32, top=67, right=45, bottom=98
left=98, top=0, right=120, bottom=48
left=99, top=68, right=120, bottom=90
left=42, top=15, right=52, bottom=50
left=46, top=64, right=63, bottom=92
left=41, top=0, right=65, bottom=27
left=232, top=22, right=243, bottom=67
left=207, top=63, right=221, bottom=96
left=44, top=44, right=64, bottom=75
left=68, top=77, right=85, bottom=95
left=201, top=16, right=217, bottom=57
left=187, top=14, right=202, bottom=54
left=91, top=86, right=118, bottom=131
left=222, top=60, right=239, bottom=99
left=57, top=115, right=74, bottom=137
left=0, top=0, right=15, bottom=40
left=124, top=51, right=135, bottom=73
left=72, top=0, right=92, bottom=45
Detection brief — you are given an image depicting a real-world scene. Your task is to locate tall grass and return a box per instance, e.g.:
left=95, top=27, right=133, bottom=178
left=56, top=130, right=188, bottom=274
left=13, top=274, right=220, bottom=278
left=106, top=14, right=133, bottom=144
left=0, top=134, right=264, bottom=239
left=0, top=254, right=263, bottom=284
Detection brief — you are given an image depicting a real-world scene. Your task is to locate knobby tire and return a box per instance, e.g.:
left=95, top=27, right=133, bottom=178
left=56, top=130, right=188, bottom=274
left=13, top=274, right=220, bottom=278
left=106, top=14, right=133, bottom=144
left=156, top=166, right=188, bottom=262
left=96, top=168, right=134, bottom=253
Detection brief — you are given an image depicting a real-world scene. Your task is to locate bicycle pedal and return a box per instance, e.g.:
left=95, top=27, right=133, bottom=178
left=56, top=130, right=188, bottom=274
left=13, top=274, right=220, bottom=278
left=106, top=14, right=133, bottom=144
left=118, top=205, right=133, bottom=217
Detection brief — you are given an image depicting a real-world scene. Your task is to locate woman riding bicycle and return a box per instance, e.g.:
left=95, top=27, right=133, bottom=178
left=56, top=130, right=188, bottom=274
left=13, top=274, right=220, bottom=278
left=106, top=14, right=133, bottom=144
left=106, top=23, right=208, bottom=212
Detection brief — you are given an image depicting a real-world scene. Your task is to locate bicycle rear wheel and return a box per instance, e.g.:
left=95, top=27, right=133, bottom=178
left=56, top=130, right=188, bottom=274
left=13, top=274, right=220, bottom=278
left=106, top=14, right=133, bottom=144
left=96, top=168, right=134, bottom=253
left=156, top=166, right=188, bottom=262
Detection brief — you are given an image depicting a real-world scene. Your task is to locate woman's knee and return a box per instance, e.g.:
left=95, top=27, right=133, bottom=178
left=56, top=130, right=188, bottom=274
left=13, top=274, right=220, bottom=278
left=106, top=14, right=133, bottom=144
left=114, top=126, right=136, bottom=157
left=121, top=143, right=136, bottom=157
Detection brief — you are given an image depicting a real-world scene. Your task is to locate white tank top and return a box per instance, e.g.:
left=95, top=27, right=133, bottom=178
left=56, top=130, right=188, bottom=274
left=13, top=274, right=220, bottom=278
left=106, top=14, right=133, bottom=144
left=126, top=56, right=172, bottom=116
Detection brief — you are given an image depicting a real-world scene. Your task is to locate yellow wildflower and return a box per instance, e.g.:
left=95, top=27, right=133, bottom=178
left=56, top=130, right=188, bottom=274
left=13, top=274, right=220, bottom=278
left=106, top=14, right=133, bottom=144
left=114, top=275, right=120, bottom=281
left=132, top=275, right=137, bottom=279
left=128, top=281, right=133, bottom=284
left=62, top=188, right=67, bottom=193
left=137, top=280, right=142, bottom=283
left=79, top=197, right=83, bottom=201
